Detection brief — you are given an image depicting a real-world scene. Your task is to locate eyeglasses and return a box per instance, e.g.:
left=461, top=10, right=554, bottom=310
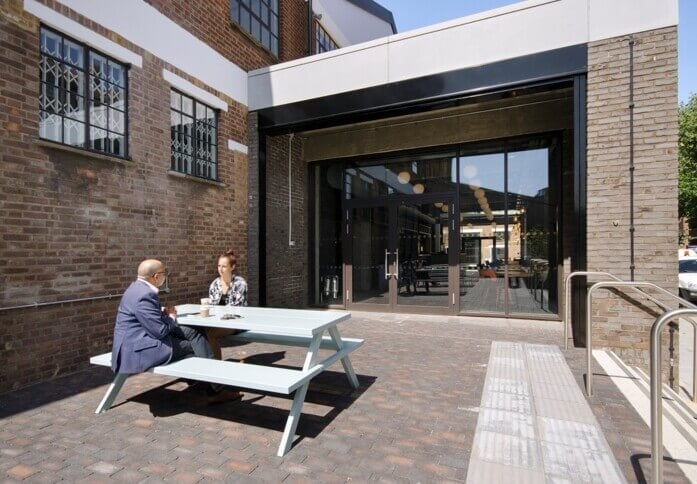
left=153, top=270, right=168, bottom=277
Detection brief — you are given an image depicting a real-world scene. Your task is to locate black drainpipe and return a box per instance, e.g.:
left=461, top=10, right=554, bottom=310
left=307, top=0, right=313, bottom=56
left=629, top=39, right=636, bottom=281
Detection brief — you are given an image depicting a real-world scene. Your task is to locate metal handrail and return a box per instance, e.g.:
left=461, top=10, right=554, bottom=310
left=564, top=272, right=622, bottom=350
left=650, top=308, right=697, bottom=484
left=585, top=280, right=697, bottom=396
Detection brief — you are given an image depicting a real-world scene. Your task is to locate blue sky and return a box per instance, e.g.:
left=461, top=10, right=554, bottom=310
left=378, top=0, right=695, bottom=104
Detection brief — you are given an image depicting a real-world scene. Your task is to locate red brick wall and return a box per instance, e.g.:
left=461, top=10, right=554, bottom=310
left=145, top=0, right=309, bottom=70
left=0, top=0, right=308, bottom=392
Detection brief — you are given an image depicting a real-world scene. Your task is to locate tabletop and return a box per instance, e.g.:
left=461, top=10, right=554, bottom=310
left=175, top=304, right=351, bottom=337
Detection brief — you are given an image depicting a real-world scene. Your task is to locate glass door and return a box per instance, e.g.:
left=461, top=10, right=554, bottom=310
left=346, top=195, right=455, bottom=313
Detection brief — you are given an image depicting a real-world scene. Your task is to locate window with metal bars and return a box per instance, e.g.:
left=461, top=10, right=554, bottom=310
left=230, top=0, right=279, bottom=56
left=315, top=21, right=338, bottom=53
left=39, top=26, right=128, bottom=157
left=170, top=90, right=218, bottom=181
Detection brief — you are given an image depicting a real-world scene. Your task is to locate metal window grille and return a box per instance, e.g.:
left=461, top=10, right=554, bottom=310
left=170, top=90, right=218, bottom=181
left=39, top=26, right=128, bottom=157
left=315, top=21, right=338, bottom=53
left=231, top=0, right=279, bottom=56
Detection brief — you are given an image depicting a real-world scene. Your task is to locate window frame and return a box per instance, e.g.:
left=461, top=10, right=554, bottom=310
left=38, top=24, right=130, bottom=158
left=230, top=0, right=279, bottom=56
left=315, top=20, right=338, bottom=54
left=169, top=89, right=219, bottom=182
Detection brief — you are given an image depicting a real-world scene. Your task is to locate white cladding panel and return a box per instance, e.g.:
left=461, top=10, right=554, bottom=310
left=249, top=0, right=677, bottom=111
left=248, top=42, right=390, bottom=110
left=314, top=0, right=393, bottom=47
left=588, top=0, right=678, bottom=42
left=52, top=0, right=247, bottom=105
left=388, top=0, right=587, bottom=83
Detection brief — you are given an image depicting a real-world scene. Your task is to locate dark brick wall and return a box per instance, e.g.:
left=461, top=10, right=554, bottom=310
left=0, top=0, right=308, bottom=392
left=264, top=134, right=308, bottom=308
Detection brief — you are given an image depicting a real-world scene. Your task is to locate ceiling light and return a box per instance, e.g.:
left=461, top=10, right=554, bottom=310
left=397, top=171, right=411, bottom=184
left=434, top=202, right=443, bottom=208
left=462, top=165, right=477, bottom=179
left=413, top=183, right=425, bottom=194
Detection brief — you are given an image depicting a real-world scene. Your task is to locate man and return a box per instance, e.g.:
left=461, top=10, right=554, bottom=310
left=111, top=259, right=241, bottom=403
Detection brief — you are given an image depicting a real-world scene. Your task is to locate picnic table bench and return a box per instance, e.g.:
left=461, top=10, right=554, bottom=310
left=90, top=306, right=362, bottom=456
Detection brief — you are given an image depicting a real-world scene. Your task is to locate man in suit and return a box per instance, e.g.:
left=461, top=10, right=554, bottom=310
left=112, top=259, right=241, bottom=403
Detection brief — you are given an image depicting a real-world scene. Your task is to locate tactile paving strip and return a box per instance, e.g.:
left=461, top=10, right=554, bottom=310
left=466, top=342, right=626, bottom=484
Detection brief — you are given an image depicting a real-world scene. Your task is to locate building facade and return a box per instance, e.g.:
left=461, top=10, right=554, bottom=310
left=248, top=0, right=678, bottom=375
left=0, top=0, right=393, bottom=392
left=0, top=0, right=680, bottom=393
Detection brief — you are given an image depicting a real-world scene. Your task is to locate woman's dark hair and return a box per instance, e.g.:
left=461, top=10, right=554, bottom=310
left=219, top=249, right=237, bottom=266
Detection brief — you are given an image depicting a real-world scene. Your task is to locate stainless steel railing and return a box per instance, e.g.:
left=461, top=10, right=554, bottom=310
left=650, top=308, right=697, bottom=484
left=0, top=292, right=122, bottom=312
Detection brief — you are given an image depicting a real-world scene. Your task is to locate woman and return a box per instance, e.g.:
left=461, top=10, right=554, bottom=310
left=206, top=249, right=248, bottom=360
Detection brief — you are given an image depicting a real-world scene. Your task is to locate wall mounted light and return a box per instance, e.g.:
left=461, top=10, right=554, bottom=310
left=397, top=171, right=411, bottom=184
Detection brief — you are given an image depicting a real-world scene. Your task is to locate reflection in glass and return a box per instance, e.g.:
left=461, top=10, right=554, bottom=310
left=351, top=206, right=389, bottom=304
left=458, top=153, right=506, bottom=313
left=397, top=201, right=450, bottom=307
left=315, top=165, right=343, bottom=305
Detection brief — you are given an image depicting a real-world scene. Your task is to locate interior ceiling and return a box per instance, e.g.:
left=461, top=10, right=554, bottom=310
left=298, top=87, right=574, bottom=139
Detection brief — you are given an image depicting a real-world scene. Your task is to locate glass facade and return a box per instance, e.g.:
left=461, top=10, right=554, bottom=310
left=314, top=137, right=560, bottom=317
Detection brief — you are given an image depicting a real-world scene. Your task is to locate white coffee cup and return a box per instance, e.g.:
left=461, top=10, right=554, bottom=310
left=200, top=298, right=210, bottom=317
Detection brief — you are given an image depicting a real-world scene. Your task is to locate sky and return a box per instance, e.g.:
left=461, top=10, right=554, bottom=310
left=377, top=0, right=696, bottom=104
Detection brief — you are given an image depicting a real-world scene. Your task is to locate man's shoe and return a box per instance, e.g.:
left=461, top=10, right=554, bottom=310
left=207, top=387, right=243, bottom=405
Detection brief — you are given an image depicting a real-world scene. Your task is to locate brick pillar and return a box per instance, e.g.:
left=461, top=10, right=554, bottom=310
left=586, top=26, right=678, bottom=382
left=247, top=112, right=261, bottom=306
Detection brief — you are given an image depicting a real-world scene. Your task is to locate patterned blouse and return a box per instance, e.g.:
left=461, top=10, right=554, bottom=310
left=208, top=275, right=248, bottom=306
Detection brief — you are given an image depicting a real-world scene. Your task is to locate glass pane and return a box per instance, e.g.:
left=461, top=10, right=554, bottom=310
left=63, top=39, right=84, bottom=67
left=40, top=77, right=61, bottom=114
left=90, top=105, right=107, bottom=129
left=344, top=166, right=387, bottom=199
left=181, top=95, right=193, bottom=116
left=271, top=14, right=278, bottom=34
left=351, top=206, right=389, bottom=305
left=397, top=201, right=450, bottom=307
left=261, top=28, right=270, bottom=49
left=40, top=56, right=61, bottom=90
left=170, top=90, right=181, bottom=110
left=251, top=0, right=260, bottom=16
left=251, top=18, right=261, bottom=40
left=271, top=36, right=278, bottom=56
left=231, top=1, right=240, bottom=21
left=64, top=93, right=85, bottom=121
left=458, top=152, right=506, bottom=313
left=182, top=115, right=194, bottom=138
left=507, top=147, right=556, bottom=315
left=91, top=77, right=106, bottom=105
left=110, top=134, right=124, bottom=156
left=90, top=52, right=107, bottom=80
left=108, top=85, right=124, bottom=108
left=41, top=28, right=61, bottom=57
left=108, top=62, right=125, bottom=87
left=196, top=103, right=207, bottom=121
left=64, top=66, right=85, bottom=97
left=90, top=126, right=107, bottom=151
left=315, top=165, right=343, bottom=305
left=108, top=108, right=124, bottom=134
left=207, top=107, right=216, bottom=127
left=39, top=111, right=62, bottom=142
left=241, top=9, right=250, bottom=31
left=386, top=154, right=456, bottom=196
left=63, top=118, right=85, bottom=147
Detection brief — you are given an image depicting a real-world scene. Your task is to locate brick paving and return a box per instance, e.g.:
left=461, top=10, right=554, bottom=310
left=0, top=311, right=690, bottom=482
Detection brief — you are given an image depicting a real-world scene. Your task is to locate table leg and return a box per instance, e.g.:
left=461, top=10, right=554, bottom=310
left=277, top=334, right=323, bottom=456
left=328, top=326, right=359, bottom=389
left=95, top=373, right=128, bottom=413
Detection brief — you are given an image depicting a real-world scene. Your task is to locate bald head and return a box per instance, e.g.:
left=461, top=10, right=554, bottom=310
left=137, top=259, right=164, bottom=278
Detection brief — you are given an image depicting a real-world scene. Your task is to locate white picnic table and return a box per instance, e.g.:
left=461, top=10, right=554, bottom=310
left=91, top=305, right=362, bottom=456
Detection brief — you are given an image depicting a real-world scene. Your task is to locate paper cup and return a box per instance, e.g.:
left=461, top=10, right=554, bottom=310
left=200, top=307, right=210, bottom=317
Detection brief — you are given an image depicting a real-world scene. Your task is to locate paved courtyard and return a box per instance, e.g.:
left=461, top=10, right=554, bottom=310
left=0, top=311, right=690, bottom=482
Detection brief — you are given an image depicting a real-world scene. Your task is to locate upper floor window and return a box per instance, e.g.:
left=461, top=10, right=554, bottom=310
left=231, top=0, right=279, bottom=56
left=170, top=90, right=218, bottom=181
left=39, top=26, right=128, bottom=157
left=315, top=21, right=338, bottom=54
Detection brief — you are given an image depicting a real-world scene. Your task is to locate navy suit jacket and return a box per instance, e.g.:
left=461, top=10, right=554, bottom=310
left=111, top=280, right=176, bottom=374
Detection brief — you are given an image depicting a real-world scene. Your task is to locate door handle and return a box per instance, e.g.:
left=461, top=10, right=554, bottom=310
left=384, top=249, right=391, bottom=279
left=394, top=249, right=399, bottom=280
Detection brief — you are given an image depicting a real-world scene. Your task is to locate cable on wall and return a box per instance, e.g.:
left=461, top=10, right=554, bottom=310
left=629, top=38, right=636, bottom=281
left=288, top=133, right=295, bottom=247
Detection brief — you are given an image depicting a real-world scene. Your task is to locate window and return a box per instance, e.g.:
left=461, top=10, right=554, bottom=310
left=39, top=26, right=128, bottom=157
left=231, top=0, right=279, bottom=56
left=170, top=91, right=218, bottom=181
left=315, top=21, right=338, bottom=53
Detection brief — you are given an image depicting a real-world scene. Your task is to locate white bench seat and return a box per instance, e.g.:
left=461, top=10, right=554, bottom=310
left=90, top=353, right=322, bottom=394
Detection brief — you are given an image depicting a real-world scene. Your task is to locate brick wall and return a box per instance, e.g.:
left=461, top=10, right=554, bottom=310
left=0, top=0, right=307, bottom=391
left=586, top=27, right=678, bottom=379
left=263, top=134, right=309, bottom=308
